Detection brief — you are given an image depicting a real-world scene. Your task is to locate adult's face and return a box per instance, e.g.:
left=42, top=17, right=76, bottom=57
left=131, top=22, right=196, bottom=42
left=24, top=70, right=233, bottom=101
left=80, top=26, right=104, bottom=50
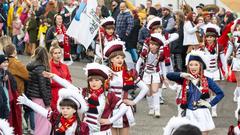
left=146, top=1, right=152, bottom=8
left=119, top=3, right=126, bottom=13
left=162, top=8, right=170, bottom=16
left=55, top=15, right=63, bottom=26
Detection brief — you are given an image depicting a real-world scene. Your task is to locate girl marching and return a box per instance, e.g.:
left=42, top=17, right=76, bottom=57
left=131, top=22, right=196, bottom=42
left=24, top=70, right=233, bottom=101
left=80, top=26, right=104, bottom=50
left=103, top=40, right=149, bottom=135
left=166, top=50, right=224, bottom=135
left=17, top=88, right=89, bottom=135
left=200, top=23, right=228, bottom=117
left=136, top=33, right=166, bottom=118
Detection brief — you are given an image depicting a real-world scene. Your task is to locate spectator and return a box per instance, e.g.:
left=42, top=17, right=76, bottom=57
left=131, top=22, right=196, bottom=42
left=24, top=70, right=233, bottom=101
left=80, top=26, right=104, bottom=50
left=49, top=44, right=72, bottom=110
left=154, top=3, right=162, bottom=17
left=126, top=10, right=141, bottom=62
left=60, top=0, right=77, bottom=28
left=38, top=16, right=50, bottom=48
left=0, top=54, right=22, bottom=135
left=0, top=82, right=8, bottom=119
left=116, top=2, right=134, bottom=43
left=32, top=0, right=45, bottom=23
left=46, top=14, right=71, bottom=62
left=44, top=1, right=58, bottom=26
left=0, top=36, right=12, bottom=54
left=195, top=3, right=204, bottom=16
left=26, top=47, right=51, bottom=135
left=3, top=44, right=29, bottom=95
left=162, top=5, right=175, bottom=33
left=27, top=12, right=38, bottom=55
left=99, top=0, right=110, bottom=18
left=171, top=11, right=185, bottom=72
left=145, top=0, right=158, bottom=16
left=183, top=12, right=203, bottom=53
left=0, top=2, right=7, bottom=36
left=12, top=14, right=23, bottom=54
left=111, top=0, right=120, bottom=21
left=7, top=0, right=23, bottom=36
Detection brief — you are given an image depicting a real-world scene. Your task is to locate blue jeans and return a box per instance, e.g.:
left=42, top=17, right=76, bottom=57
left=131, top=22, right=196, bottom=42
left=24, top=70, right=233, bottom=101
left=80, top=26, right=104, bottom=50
left=24, top=110, right=35, bottom=130
left=126, top=48, right=138, bottom=62
left=12, top=36, right=24, bottom=53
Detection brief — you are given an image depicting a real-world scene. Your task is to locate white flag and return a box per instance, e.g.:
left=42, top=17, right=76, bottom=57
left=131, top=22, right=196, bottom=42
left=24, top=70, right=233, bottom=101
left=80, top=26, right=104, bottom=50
left=67, top=0, right=99, bottom=49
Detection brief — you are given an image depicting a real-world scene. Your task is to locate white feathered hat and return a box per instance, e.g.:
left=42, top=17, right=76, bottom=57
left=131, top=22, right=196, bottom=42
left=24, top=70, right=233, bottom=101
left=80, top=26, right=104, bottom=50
left=0, top=119, right=14, bottom=135
left=57, top=88, right=88, bottom=113
left=103, top=40, right=126, bottom=59
left=147, top=17, right=162, bottom=30
left=203, top=23, right=220, bottom=37
left=84, top=63, right=111, bottom=79
left=185, top=50, right=209, bottom=70
left=232, top=18, right=240, bottom=37
left=100, top=16, right=115, bottom=28
left=163, top=116, right=192, bottom=135
left=150, top=33, right=166, bottom=46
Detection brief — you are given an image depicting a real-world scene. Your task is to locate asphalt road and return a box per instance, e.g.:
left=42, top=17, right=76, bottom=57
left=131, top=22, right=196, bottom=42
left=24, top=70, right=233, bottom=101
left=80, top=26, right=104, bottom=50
left=19, top=55, right=236, bottom=135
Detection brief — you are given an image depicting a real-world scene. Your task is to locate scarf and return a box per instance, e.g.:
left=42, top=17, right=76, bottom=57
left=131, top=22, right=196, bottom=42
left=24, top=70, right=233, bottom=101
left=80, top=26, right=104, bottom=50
left=87, top=88, right=104, bottom=114
left=56, top=115, right=76, bottom=133
left=181, top=74, right=209, bottom=105
left=110, top=64, right=134, bottom=98
left=55, top=24, right=71, bottom=60
left=206, top=42, right=216, bottom=54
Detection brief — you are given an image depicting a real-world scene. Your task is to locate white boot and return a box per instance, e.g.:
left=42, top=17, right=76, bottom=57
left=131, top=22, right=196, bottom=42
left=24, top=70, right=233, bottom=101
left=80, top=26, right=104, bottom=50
left=153, top=92, right=160, bottom=118
left=147, top=96, right=154, bottom=115
left=211, top=105, right=217, bottom=118
left=159, top=88, right=165, bottom=104
left=234, top=87, right=240, bottom=102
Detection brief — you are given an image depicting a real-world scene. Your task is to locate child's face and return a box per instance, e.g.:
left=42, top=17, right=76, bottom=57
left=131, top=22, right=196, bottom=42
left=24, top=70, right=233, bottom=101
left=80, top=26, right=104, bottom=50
left=51, top=48, right=62, bottom=62
left=61, top=106, right=76, bottom=119
left=206, top=35, right=215, bottom=44
left=236, top=24, right=240, bottom=31
left=153, top=27, right=162, bottom=33
left=0, top=61, right=8, bottom=70
left=89, top=78, right=103, bottom=90
left=149, top=43, right=159, bottom=54
left=105, top=27, right=114, bottom=35
left=111, top=55, right=124, bottom=67
left=188, top=60, right=201, bottom=75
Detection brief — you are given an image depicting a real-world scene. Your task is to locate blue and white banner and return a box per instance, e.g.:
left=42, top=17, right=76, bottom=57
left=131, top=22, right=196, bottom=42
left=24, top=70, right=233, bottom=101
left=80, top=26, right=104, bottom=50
left=67, top=0, right=100, bottom=49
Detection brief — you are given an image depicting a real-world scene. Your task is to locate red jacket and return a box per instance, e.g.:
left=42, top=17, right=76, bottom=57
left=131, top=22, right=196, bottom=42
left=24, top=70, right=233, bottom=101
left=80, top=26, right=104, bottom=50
left=50, top=59, right=72, bottom=110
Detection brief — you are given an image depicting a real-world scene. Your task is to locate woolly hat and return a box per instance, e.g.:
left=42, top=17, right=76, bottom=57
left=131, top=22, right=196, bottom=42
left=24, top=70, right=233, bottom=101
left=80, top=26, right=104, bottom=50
left=84, top=63, right=111, bottom=79
left=147, top=17, right=162, bottom=30
left=0, top=55, right=8, bottom=65
left=204, top=23, right=220, bottom=37
left=100, top=16, right=115, bottom=28
left=150, top=33, right=165, bottom=46
left=185, top=50, right=209, bottom=69
left=103, top=40, right=125, bottom=59
left=0, top=119, right=14, bottom=135
left=57, top=88, right=88, bottom=113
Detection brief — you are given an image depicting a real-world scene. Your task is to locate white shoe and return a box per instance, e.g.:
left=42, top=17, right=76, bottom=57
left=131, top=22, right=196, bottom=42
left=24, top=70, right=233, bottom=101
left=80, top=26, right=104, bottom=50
left=212, top=111, right=217, bottom=118
left=154, top=110, right=160, bottom=118
left=148, top=109, right=154, bottom=116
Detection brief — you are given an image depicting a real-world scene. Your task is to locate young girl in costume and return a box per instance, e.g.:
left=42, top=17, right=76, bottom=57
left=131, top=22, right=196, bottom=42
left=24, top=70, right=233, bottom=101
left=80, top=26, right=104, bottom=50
left=94, top=16, right=119, bottom=63
left=136, top=33, right=166, bottom=118
left=17, top=88, right=89, bottom=135
left=200, top=23, right=227, bottom=117
left=103, top=40, right=149, bottom=135
left=225, top=18, right=240, bottom=103
left=166, top=50, right=224, bottom=135
left=42, top=62, right=128, bottom=135
left=145, top=17, right=179, bottom=104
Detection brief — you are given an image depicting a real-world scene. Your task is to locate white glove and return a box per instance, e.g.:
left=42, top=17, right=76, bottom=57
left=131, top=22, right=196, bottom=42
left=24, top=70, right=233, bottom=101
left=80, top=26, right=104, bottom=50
left=17, top=94, right=30, bottom=106
left=235, top=109, right=239, bottom=120
left=180, top=73, right=196, bottom=80
left=197, top=99, right=211, bottom=108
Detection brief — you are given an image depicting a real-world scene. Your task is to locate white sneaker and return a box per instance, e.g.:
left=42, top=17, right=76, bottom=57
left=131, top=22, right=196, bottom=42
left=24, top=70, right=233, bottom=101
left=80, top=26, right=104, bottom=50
left=154, top=110, right=160, bottom=118
left=148, top=109, right=154, bottom=116
left=212, top=111, right=217, bottom=118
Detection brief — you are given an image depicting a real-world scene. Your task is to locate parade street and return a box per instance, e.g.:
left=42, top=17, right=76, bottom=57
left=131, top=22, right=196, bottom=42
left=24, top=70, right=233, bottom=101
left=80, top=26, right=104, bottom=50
left=20, top=55, right=236, bottom=135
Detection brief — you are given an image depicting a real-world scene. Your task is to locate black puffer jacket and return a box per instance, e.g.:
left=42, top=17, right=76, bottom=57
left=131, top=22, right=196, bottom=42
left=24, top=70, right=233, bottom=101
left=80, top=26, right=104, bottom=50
left=26, top=61, right=51, bottom=106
